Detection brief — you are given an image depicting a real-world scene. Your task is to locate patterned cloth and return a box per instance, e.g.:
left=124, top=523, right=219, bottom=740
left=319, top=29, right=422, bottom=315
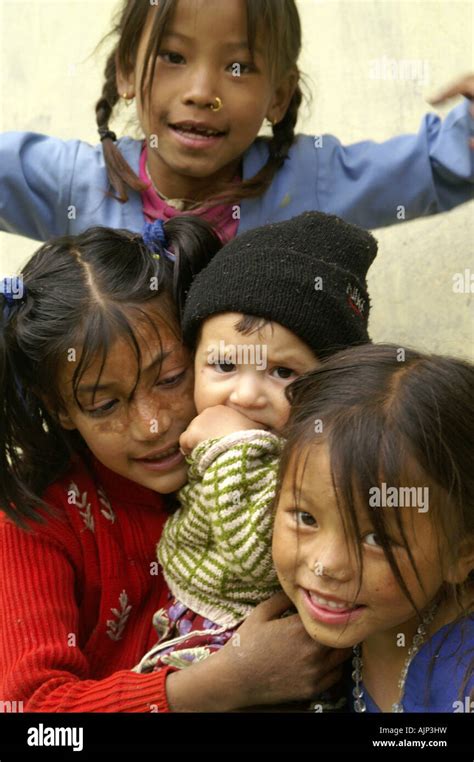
left=139, top=144, right=240, bottom=244
left=157, top=430, right=284, bottom=628
left=133, top=591, right=237, bottom=673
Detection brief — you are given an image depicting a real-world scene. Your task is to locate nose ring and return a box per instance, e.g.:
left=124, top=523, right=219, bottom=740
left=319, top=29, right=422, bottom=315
left=210, top=96, right=223, bottom=112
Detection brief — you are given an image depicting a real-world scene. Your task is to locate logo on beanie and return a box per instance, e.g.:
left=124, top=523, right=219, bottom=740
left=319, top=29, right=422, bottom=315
left=346, top=283, right=366, bottom=318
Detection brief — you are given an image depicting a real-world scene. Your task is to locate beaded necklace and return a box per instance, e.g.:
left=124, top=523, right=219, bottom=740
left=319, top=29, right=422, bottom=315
left=352, top=600, right=440, bottom=713
left=145, top=162, right=198, bottom=211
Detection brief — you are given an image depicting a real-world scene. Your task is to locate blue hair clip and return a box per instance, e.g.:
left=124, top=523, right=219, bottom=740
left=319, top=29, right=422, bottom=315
left=142, top=220, right=176, bottom=262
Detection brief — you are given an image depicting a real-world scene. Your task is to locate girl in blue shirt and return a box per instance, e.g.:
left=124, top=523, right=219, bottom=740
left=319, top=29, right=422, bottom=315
left=0, top=0, right=473, bottom=243
left=273, top=343, right=474, bottom=713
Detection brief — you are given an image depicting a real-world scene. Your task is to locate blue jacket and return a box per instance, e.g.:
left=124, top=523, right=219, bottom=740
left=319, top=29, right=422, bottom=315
left=1, top=99, right=473, bottom=242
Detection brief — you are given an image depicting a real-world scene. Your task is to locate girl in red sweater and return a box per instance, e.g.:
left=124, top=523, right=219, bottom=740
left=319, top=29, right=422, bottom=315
left=0, top=219, right=346, bottom=713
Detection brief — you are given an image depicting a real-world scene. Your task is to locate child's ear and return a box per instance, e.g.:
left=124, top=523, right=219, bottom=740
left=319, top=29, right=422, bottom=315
left=115, top=52, right=136, bottom=100
left=36, top=389, right=77, bottom=432
left=445, top=536, right=474, bottom=585
left=268, top=70, right=299, bottom=125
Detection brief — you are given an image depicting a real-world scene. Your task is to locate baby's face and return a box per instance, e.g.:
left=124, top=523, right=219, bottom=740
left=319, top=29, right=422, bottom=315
left=193, top=313, right=318, bottom=432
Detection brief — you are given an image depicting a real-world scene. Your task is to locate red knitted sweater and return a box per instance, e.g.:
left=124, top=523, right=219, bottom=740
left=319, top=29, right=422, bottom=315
left=0, top=453, right=174, bottom=712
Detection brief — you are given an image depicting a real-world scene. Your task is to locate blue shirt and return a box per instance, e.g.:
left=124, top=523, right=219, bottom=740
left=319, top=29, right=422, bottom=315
left=356, top=618, right=474, bottom=713
left=1, top=99, right=473, bottom=242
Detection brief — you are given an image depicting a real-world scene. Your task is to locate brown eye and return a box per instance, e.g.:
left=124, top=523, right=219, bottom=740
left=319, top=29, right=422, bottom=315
left=364, top=532, right=382, bottom=547
left=86, top=400, right=118, bottom=417
left=272, top=367, right=296, bottom=380
left=295, top=510, right=317, bottom=527
left=214, top=362, right=235, bottom=373
left=159, top=50, right=185, bottom=65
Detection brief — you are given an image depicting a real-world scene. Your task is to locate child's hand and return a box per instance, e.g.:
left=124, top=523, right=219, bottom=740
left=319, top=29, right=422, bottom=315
left=427, top=72, right=474, bottom=148
left=179, top=405, right=265, bottom=455
left=166, top=591, right=350, bottom=711
left=428, top=72, right=474, bottom=105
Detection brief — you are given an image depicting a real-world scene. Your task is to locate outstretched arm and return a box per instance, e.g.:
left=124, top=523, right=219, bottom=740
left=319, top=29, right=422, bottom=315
left=0, top=132, right=80, bottom=241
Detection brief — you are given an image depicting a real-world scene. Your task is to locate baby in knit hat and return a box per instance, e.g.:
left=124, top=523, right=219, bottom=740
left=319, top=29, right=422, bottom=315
left=134, top=211, right=377, bottom=674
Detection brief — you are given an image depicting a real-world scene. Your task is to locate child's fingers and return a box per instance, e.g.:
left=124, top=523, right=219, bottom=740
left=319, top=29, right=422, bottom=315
left=178, top=430, right=192, bottom=455
left=427, top=73, right=474, bottom=104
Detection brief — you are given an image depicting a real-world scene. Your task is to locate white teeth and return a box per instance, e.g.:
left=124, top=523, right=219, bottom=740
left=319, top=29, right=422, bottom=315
left=174, top=126, right=221, bottom=137
left=309, top=592, right=356, bottom=610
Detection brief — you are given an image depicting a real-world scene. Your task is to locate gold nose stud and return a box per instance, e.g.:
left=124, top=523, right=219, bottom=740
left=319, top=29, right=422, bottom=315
left=210, top=96, right=223, bottom=112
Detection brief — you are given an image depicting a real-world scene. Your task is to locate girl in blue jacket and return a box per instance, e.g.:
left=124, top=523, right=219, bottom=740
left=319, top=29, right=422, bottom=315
left=0, top=0, right=473, bottom=243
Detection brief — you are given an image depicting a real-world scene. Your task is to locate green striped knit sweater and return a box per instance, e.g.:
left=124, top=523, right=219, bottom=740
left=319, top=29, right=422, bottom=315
left=157, top=429, right=284, bottom=627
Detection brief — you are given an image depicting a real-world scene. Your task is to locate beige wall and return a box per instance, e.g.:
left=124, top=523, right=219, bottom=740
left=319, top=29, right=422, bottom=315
left=1, top=0, right=473, bottom=358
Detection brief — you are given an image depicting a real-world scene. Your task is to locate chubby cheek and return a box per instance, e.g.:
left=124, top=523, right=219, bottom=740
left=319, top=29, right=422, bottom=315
left=194, top=369, right=224, bottom=413
left=271, top=396, right=291, bottom=432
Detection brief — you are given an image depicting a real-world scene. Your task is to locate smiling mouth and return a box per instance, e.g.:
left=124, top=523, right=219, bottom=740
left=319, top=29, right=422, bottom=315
left=307, top=590, right=363, bottom=612
left=133, top=443, right=180, bottom=462
left=169, top=123, right=227, bottom=139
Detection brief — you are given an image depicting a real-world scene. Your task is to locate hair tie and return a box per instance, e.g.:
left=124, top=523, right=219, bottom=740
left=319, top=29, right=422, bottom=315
left=142, top=220, right=176, bottom=262
left=98, top=128, right=117, bottom=142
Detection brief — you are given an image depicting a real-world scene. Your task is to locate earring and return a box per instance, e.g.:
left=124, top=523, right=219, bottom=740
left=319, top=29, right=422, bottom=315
left=266, top=116, right=276, bottom=127
left=210, top=96, right=223, bottom=112
left=122, top=92, right=134, bottom=107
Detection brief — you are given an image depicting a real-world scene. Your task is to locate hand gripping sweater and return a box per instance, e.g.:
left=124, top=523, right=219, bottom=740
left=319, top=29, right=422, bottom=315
left=157, top=430, right=285, bottom=629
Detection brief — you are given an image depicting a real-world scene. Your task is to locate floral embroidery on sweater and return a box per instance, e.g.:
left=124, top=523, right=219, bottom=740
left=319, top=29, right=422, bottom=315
left=98, top=487, right=116, bottom=524
left=67, top=482, right=94, bottom=532
left=106, top=590, right=132, bottom=641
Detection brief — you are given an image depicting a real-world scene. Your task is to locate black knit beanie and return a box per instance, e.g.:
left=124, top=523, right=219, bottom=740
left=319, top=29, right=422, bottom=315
left=182, top=211, right=378, bottom=358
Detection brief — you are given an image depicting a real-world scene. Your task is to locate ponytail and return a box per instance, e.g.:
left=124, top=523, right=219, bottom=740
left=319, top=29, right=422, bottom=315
left=159, top=216, right=222, bottom=320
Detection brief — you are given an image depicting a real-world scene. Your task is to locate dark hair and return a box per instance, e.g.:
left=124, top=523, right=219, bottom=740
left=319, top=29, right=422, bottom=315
left=95, top=0, right=305, bottom=205
left=191, top=314, right=273, bottom=352
left=0, top=217, right=221, bottom=528
left=277, top=343, right=474, bottom=701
